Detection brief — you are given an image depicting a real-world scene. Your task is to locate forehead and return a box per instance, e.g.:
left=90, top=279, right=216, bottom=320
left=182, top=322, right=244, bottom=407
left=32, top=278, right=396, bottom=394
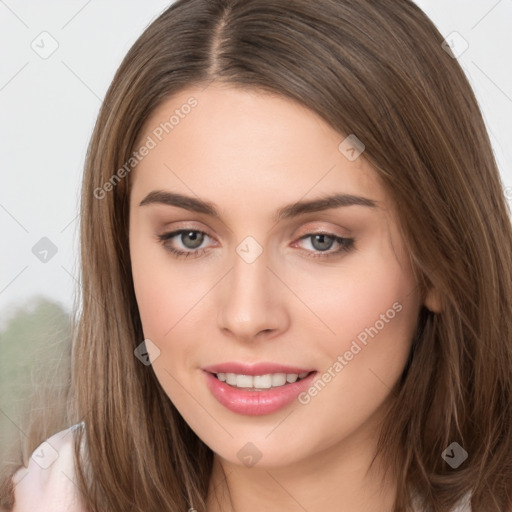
left=130, top=83, right=387, bottom=212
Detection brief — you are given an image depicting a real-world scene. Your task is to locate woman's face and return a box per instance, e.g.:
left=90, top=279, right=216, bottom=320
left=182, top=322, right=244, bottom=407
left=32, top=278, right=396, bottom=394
left=129, top=82, right=432, bottom=469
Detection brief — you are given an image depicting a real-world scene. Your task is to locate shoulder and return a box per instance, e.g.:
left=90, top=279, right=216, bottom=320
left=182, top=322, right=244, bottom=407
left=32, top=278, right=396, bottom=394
left=10, top=423, right=87, bottom=512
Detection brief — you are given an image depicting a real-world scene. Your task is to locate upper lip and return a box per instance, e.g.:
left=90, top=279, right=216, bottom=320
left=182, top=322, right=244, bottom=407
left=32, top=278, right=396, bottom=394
left=202, top=362, right=316, bottom=376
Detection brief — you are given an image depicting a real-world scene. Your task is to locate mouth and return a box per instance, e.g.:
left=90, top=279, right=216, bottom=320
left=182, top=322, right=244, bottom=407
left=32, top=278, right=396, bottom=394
left=206, top=370, right=316, bottom=391
left=203, top=369, right=318, bottom=415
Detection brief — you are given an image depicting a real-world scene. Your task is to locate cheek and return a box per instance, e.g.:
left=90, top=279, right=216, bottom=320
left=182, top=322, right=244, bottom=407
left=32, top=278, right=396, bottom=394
left=288, top=248, right=418, bottom=349
left=338, top=263, right=416, bottom=345
left=289, top=252, right=420, bottom=435
left=283, top=240, right=421, bottom=408
left=130, top=236, right=207, bottom=404
left=133, top=264, right=205, bottom=345
left=129, top=227, right=206, bottom=341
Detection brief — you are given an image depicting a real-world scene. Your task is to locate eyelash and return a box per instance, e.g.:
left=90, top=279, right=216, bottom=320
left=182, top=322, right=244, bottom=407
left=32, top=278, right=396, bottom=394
left=156, top=229, right=355, bottom=260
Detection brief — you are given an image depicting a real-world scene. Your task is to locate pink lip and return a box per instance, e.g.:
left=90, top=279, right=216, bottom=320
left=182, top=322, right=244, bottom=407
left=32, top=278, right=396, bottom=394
left=203, top=369, right=317, bottom=416
left=202, top=361, right=315, bottom=375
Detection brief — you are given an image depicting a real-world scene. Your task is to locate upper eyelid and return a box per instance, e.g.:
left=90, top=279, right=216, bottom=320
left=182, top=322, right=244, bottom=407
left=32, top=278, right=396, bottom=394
left=160, top=220, right=350, bottom=239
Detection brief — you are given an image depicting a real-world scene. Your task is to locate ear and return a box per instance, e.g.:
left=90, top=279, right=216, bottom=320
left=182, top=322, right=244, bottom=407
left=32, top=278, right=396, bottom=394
left=424, top=286, right=442, bottom=313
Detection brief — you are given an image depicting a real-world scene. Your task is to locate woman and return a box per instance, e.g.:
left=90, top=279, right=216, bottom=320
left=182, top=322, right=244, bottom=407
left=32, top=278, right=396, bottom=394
left=1, top=0, right=511, bottom=511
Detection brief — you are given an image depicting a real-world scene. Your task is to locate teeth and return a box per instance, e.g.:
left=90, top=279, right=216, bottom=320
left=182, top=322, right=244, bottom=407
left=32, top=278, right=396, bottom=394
left=215, top=372, right=310, bottom=389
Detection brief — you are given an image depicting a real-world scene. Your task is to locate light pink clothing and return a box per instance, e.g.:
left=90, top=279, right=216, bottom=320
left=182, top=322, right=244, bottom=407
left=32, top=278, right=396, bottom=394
left=11, top=424, right=87, bottom=512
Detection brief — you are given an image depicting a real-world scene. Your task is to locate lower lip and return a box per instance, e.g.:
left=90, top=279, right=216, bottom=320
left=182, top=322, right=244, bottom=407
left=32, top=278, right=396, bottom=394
left=203, top=370, right=317, bottom=416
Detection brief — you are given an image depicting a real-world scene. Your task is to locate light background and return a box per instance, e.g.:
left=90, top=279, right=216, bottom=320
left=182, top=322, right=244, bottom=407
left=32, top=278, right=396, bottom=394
left=1, top=0, right=511, bottom=325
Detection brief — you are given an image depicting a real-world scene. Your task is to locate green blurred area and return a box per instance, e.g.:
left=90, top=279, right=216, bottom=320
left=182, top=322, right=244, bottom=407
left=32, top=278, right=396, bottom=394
left=0, top=296, right=71, bottom=466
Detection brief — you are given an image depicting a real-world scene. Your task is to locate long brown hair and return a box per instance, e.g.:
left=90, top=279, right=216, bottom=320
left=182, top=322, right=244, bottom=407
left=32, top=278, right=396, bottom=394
left=2, top=0, right=511, bottom=511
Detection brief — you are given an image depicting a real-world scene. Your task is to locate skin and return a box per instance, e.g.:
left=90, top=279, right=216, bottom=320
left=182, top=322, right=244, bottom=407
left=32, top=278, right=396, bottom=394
left=128, top=82, right=441, bottom=512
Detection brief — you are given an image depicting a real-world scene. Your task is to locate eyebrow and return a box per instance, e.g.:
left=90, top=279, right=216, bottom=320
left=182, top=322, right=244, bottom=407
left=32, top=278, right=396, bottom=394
left=139, top=190, right=378, bottom=221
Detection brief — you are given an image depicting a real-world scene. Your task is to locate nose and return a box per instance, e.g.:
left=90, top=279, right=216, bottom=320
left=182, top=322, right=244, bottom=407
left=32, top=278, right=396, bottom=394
left=217, top=248, right=290, bottom=342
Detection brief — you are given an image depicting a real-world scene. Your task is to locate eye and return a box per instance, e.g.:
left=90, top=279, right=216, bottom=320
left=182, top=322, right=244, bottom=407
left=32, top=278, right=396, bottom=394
left=156, top=229, right=214, bottom=259
left=156, top=229, right=355, bottom=260
left=293, top=232, right=355, bottom=259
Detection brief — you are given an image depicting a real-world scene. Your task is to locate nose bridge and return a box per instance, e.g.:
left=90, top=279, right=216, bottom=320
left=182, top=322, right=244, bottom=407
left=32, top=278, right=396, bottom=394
left=217, top=241, right=287, bottom=338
